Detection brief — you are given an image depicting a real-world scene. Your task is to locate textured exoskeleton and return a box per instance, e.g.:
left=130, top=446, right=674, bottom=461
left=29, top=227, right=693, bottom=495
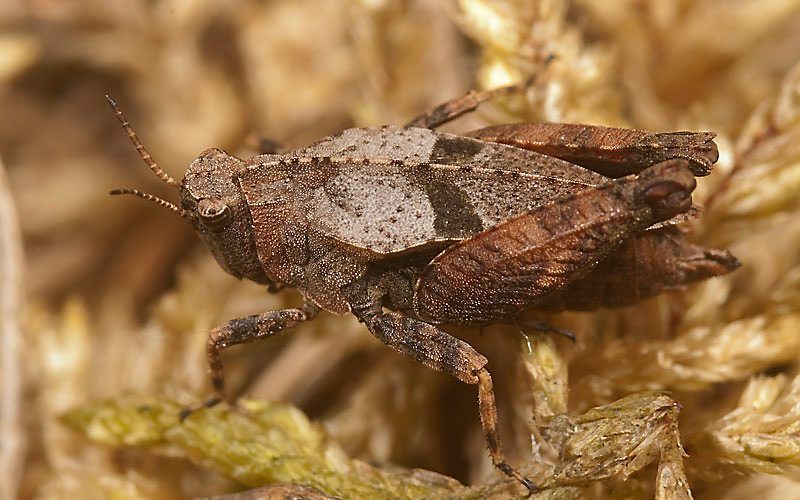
left=108, top=86, right=738, bottom=493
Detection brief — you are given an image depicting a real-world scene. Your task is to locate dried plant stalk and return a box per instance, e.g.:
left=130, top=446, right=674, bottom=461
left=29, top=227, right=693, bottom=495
left=62, top=397, right=468, bottom=500
left=0, top=156, right=25, bottom=500
left=65, top=391, right=702, bottom=499
left=692, top=375, right=800, bottom=477
left=540, top=392, right=690, bottom=499
left=520, top=332, right=569, bottom=422
left=571, top=313, right=800, bottom=397
left=201, top=484, right=337, bottom=500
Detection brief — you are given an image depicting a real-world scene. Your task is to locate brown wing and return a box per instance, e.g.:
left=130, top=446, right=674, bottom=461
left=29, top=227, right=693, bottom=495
left=412, top=160, right=697, bottom=324
left=468, top=123, right=718, bottom=178
left=301, top=157, right=605, bottom=255
left=535, top=226, right=740, bottom=311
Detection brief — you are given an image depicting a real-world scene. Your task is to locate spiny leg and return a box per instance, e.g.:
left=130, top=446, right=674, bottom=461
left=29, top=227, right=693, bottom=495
left=180, top=302, right=319, bottom=421
left=405, top=79, right=532, bottom=130
left=475, top=368, right=537, bottom=491
left=355, top=308, right=538, bottom=493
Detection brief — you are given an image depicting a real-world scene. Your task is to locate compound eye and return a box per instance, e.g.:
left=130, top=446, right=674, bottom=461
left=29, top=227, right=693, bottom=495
left=197, top=198, right=231, bottom=230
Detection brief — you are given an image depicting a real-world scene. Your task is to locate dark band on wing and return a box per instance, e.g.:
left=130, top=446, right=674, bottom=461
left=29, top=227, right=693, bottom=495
left=430, top=135, right=484, bottom=165
left=422, top=176, right=484, bottom=238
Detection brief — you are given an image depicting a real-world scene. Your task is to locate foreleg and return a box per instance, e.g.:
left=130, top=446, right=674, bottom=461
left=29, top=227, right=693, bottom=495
left=180, top=302, right=319, bottom=420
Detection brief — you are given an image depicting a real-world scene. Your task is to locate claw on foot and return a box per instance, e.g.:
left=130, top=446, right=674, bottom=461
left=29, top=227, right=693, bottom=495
left=498, top=463, right=539, bottom=494
left=520, top=477, right=539, bottom=496
left=179, top=396, right=222, bottom=422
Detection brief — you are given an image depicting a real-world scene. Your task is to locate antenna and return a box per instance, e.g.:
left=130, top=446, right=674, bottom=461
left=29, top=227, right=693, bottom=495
left=110, top=188, right=186, bottom=217
left=105, top=94, right=178, bottom=186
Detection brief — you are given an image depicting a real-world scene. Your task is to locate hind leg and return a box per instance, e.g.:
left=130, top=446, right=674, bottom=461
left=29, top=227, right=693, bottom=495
left=354, top=307, right=538, bottom=493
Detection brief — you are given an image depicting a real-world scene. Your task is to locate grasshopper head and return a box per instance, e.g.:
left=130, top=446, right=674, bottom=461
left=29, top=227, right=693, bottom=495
left=179, top=148, right=269, bottom=283
left=107, top=96, right=270, bottom=285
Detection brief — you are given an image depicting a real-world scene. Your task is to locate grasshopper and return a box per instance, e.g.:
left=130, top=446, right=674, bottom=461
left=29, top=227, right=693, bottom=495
left=108, top=85, right=738, bottom=492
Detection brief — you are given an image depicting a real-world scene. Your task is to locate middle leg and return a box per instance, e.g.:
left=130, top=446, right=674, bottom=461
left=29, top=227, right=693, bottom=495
left=405, top=80, right=532, bottom=130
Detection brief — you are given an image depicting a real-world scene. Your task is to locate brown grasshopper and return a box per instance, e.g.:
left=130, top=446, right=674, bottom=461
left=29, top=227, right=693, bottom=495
left=108, top=85, right=738, bottom=493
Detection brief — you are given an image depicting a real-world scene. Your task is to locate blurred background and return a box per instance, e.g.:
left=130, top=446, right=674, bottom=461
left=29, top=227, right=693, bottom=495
left=3, top=0, right=800, bottom=498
